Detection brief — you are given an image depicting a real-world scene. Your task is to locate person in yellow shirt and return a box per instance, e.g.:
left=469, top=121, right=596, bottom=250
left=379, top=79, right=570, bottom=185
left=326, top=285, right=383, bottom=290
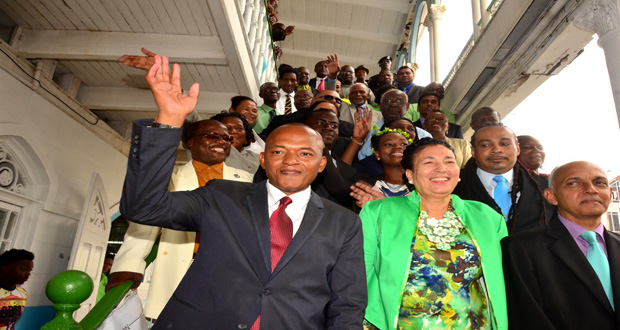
left=0, top=249, right=34, bottom=330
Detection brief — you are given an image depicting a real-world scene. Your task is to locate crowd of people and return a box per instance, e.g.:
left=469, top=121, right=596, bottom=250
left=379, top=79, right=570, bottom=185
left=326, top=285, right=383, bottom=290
left=106, top=51, right=620, bottom=330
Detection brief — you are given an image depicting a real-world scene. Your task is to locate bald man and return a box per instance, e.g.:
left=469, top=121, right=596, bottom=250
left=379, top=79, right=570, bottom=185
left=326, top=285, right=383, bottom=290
left=502, top=161, right=620, bottom=329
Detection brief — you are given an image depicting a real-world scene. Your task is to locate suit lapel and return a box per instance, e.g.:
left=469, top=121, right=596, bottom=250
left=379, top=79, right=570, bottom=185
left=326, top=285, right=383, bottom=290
left=464, top=164, right=501, bottom=213
left=170, top=162, right=200, bottom=190
left=605, top=230, right=620, bottom=321
left=547, top=217, right=614, bottom=314
left=244, top=183, right=272, bottom=282
left=270, top=192, right=324, bottom=278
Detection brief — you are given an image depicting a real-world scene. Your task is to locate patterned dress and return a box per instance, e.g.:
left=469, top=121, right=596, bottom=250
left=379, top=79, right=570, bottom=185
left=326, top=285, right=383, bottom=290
left=396, top=226, right=490, bottom=330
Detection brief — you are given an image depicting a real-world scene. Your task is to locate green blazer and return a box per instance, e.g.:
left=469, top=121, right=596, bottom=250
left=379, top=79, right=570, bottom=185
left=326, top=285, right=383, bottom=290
left=360, top=191, right=508, bottom=330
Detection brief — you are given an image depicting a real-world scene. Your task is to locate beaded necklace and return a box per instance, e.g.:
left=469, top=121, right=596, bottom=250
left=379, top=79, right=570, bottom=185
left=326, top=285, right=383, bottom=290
left=418, top=200, right=464, bottom=250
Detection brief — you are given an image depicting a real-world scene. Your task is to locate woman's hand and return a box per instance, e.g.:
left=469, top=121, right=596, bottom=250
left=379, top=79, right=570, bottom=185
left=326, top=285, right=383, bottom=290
left=353, top=107, right=372, bottom=142
left=351, top=181, right=386, bottom=208
left=146, top=55, right=199, bottom=127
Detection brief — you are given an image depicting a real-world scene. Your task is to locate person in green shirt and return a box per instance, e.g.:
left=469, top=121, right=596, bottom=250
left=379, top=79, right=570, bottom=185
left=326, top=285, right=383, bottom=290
left=360, top=138, right=508, bottom=330
left=404, top=82, right=456, bottom=123
left=96, top=254, right=114, bottom=303
left=254, top=82, right=280, bottom=134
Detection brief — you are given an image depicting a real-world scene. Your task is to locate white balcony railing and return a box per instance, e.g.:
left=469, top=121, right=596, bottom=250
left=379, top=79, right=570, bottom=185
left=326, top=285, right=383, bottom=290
left=238, top=0, right=277, bottom=85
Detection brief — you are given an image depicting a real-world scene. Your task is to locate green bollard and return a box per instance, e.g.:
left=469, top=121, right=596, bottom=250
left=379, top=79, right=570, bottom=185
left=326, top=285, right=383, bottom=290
left=41, top=270, right=93, bottom=330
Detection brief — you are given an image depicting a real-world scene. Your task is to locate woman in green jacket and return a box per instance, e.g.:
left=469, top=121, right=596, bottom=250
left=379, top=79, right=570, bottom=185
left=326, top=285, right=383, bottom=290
left=360, top=138, right=508, bottom=330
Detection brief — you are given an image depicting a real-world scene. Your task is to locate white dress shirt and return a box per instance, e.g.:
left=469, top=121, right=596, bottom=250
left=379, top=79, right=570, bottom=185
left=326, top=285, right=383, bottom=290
left=244, top=130, right=265, bottom=154
left=314, top=77, right=326, bottom=90
left=266, top=182, right=311, bottom=236
left=275, top=89, right=297, bottom=115
left=477, top=168, right=520, bottom=202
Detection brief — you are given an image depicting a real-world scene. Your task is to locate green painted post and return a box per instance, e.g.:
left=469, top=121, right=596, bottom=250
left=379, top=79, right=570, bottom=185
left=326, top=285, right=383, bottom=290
left=41, top=270, right=93, bottom=330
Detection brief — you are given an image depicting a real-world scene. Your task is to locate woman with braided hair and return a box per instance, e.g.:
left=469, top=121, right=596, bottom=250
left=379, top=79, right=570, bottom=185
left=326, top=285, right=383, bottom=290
left=360, top=138, right=508, bottom=329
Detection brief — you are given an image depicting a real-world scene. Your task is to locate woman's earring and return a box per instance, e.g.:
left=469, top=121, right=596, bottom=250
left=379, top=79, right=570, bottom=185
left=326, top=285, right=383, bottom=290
left=408, top=181, right=414, bottom=185
left=458, top=178, right=462, bottom=182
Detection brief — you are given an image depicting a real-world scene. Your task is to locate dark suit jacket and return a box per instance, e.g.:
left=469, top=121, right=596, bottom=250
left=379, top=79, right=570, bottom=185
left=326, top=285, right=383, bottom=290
left=121, top=120, right=367, bottom=329
left=502, top=215, right=620, bottom=329
left=309, top=77, right=328, bottom=91
left=414, top=119, right=464, bottom=139
left=453, top=160, right=551, bottom=234
left=398, top=83, right=424, bottom=104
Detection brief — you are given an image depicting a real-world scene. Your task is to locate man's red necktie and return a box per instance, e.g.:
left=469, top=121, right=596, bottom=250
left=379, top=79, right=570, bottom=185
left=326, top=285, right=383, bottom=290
left=250, top=196, right=293, bottom=330
left=317, top=78, right=325, bottom=91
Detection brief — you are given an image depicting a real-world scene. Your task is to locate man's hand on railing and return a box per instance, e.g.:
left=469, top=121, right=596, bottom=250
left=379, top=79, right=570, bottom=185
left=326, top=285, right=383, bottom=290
left=326, top=53, right=340, bottom=79
left=118, top=48, right=157, bottom=71
left=106, top=271, right=143, bottom=292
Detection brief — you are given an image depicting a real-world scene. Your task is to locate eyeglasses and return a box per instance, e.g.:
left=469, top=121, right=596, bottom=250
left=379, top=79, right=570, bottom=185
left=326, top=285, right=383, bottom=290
left=320, top=95, right=342, bottom=105
left=191, top=132, right=233, bottom=142
left=295, top=94, right=313, bottom=100
left=382, top=99, right=406, bottom=105
left=262, top=87, right=279, bottom=93
left=427, top=117, right=447, bottom=123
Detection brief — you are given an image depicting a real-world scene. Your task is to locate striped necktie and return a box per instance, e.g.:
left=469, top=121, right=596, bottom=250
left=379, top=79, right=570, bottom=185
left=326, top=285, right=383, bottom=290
left=285, top=94, right=292, bottom=115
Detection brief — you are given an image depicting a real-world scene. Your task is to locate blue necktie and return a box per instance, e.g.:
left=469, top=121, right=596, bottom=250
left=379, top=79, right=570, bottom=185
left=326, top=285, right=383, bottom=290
left=581, top=231, right=615, bottom=310
left=492, top=175, right=511, bottom=219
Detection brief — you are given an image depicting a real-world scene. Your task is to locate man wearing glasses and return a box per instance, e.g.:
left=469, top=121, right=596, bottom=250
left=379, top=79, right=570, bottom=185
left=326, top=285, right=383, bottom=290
left=107, top=119, right=253, bottom=322
left=312, top=90, right=356, bottom=138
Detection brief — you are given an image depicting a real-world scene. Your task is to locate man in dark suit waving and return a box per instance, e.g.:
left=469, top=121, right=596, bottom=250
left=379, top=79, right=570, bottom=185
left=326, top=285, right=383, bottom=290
left=502, top=161, right=620, bottom=329
left=120, top=55, right=366, bottom=329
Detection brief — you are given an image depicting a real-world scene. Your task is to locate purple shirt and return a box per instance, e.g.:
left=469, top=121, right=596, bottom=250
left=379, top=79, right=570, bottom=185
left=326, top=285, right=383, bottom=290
left=558, top=214, right=608, bottom=257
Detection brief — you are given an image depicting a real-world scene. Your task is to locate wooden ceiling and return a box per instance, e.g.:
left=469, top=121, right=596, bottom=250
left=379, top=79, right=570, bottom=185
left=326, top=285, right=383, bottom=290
left=278, top=0, right=413, bottom=76
left=0, top=0, right=413, bottom=140
left=0, top=0, right=255, bottom=136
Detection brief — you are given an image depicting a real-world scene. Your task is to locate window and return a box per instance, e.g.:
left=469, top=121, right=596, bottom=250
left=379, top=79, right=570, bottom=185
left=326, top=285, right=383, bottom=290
left=608, top=212, right=620, bottom=231
left=0, top=201, right=21, bottom=253
left=611, top=181, right=620, bottom=202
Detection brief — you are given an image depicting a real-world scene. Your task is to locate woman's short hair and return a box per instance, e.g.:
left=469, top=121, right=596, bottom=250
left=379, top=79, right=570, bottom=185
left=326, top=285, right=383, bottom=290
left=401, top=138, right=455, bottom=190
left=210, top=112, right=253, bottom=147
left=230, top=95, right=255, bottom=110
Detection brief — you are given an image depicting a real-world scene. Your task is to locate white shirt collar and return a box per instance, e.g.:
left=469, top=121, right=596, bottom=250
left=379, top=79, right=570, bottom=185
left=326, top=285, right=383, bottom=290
left=477, top=168, right=514, bottom=195
left=266, top=182, right=312, bottom=236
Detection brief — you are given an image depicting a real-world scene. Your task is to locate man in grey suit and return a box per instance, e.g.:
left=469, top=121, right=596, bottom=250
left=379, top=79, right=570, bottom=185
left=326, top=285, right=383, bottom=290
left=502, top=161, right=620, bottom=329
left=120, top=55, right=366, bottom=329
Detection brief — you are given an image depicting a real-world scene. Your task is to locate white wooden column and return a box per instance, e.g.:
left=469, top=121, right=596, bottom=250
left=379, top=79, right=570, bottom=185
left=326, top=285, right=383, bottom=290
left=428, top=4, right=446, bottom=83
left=575, top=0, right=620, bottom=129
left=238, top=0, right=248, bottom=17
left=242, top=0, right=254, bottom=33
left=471, top=0, right=482, bottom=39
left=248, top=0, right=261, bottom=49
left=480, top=0, right=491, bottom=28
left=254, top=10, right=266, bottom=64
left=424, top=16, right=435, bottom=82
